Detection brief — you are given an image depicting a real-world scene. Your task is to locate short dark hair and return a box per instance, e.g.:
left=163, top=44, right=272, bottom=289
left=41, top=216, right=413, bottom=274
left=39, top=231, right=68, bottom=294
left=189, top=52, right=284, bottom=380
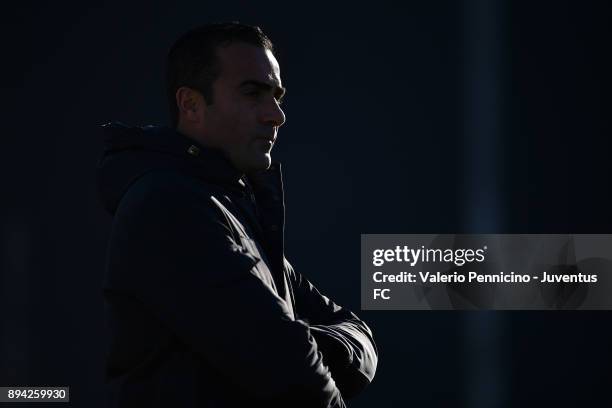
left=166, top=22, right=275, bottom=128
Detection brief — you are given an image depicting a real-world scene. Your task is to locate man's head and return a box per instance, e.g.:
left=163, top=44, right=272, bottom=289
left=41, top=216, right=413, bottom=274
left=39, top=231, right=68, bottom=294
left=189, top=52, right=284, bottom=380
left=166, top=22, right=286, bottom=174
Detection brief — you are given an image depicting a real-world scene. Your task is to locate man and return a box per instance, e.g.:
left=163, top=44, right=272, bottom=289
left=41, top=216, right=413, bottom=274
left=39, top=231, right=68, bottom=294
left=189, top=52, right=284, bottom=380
left=97, top=22, right=377, bottom=407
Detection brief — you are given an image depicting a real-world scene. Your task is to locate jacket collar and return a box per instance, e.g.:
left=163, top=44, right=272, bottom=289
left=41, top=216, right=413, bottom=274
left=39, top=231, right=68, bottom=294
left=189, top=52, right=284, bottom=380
left=97, top=122, right=284, bottom=215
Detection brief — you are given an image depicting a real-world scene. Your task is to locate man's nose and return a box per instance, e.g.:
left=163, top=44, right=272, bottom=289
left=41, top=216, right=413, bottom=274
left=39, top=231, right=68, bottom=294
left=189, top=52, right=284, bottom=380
left=260, top=99, right=286, bottom=127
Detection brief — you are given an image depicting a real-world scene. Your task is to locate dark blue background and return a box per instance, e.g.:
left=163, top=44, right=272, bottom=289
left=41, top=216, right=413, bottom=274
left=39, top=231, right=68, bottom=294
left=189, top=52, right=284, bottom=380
left=1, top=1, right=611, bottom=407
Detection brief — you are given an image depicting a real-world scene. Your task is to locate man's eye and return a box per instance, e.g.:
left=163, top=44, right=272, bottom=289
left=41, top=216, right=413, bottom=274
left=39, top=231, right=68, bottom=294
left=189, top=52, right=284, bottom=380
left=245, top=90, right=260, bottom=97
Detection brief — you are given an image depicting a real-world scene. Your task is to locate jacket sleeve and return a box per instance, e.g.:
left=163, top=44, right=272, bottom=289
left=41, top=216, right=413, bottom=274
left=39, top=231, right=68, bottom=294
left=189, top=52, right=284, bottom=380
left=284, top=258, right=378, bottom=399
left=106, top=171, right=345, bottom=408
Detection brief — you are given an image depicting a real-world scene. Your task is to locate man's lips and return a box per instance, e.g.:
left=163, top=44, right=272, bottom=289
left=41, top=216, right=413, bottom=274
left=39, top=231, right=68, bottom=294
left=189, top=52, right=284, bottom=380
left=255, top=136, right=276, bottom=143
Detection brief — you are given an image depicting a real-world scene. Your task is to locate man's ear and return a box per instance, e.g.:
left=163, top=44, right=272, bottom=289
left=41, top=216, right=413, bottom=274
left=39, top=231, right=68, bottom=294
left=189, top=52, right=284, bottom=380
left=175, top=86, right=204, bottom=123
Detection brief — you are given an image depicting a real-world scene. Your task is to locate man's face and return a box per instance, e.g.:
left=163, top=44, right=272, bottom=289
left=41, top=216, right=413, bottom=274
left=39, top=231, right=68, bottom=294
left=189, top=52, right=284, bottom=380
left=200, top=42, right=286, bottom=173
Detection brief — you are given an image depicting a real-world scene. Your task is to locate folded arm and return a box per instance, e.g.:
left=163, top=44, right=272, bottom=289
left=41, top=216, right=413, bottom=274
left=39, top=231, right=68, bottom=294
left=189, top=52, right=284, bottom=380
left=285, top=258, right=378, bottom=399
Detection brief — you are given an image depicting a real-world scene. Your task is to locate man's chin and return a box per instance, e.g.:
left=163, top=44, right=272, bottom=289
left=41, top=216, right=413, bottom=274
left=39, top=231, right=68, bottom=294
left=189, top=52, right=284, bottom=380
left=257, top=153, right=273, bottom=171
left=239, top=153, right=272, bottom=174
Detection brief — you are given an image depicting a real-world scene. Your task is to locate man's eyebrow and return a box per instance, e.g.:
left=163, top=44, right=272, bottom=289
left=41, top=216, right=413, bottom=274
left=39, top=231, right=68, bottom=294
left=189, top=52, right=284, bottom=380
left=239, top=80, right=286, bottom=100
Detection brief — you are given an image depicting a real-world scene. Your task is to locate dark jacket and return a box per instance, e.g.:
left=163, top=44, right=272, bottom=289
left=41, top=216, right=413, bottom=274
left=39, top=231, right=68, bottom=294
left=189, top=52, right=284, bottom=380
left=97, top=122, right=378, bottom=407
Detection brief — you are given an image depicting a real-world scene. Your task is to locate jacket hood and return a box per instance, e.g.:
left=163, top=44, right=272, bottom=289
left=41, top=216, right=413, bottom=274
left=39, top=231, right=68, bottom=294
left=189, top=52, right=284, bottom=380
left=96, top=122, right=244, bottom=215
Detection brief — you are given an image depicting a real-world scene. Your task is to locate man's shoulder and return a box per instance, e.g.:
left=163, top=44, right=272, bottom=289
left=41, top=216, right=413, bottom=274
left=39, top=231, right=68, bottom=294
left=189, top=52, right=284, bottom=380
left=116, top=169, right=220, bottom=217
